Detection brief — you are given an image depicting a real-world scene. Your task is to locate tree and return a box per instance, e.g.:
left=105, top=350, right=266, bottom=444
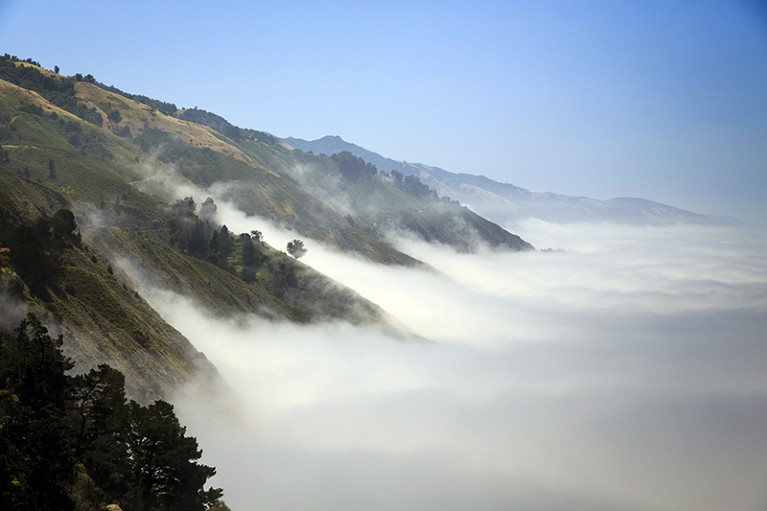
left=402, top=175, right=430, bottom=197
left=199, top=197, right=217, bottom=224
left=71, top=365, right=131, bottom=498
left=286, top=239, right=307, bottom=259
left=0, top=314, right=76, bottom=511
left=52, top=208, right=81, bottom=246
left=240, top=233, right=257, bottom=266
left=330, top=151, right=377, bottom=181
left=125, top=400, right=222, bottom=511
left=54, top=65, right=59, bottom=74
left=107, top=109, right=122, bottom=123
left=390, top=169, right=404, bottom=187
left=217, top=225, right=234, bottom=262
left=0, top=314, right=225, bottom=511
left=48, top=158, right=56, bottom=179
left=187, top=220, right=209, bottom=258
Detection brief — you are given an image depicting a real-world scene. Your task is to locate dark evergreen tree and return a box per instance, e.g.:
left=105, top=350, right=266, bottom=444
left=217, top=225, right=234, bottom=262
left=330, top=151, right=378, bottom=181
left=0, top=314, right=225, bottom=510
left=125, top=400, right=222, bottom=511
left=0, top=314, right=76, bottom=511
left=71, top=365, right=131, bottom=499
left=241, top=233, right=257, bottom=265
left=187, top=220, right=209, bottom=258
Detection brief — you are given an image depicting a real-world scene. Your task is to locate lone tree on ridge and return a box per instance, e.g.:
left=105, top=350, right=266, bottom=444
left=286, top=239, right=306, bottom=259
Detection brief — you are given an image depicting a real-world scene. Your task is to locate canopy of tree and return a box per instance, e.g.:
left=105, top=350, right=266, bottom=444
left=286, top=239, right=306, bottom=259
left=330, top=151, right=378, bottom=181
left=0, top=314, right=224, bottom=511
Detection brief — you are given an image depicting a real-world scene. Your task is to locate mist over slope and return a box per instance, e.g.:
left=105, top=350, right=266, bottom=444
left=163, top=221, right=767, bottom=511
left=0, top=55, right=531, bottom=397
left=285, top=135, right=738, bottom=226
left=2, top=54, right=764, bottom=511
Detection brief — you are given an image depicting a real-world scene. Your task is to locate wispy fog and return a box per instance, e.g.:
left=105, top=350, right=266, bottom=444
left=141, top=219, right=767, bottom=511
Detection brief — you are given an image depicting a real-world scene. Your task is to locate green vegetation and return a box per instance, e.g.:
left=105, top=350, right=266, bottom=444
left=286, top=239, right=306, bottom=259
left=0, top=52, right=528, bottom=397
left=0, top=314, right=224, bottom=511
left=0, top=52, right=539, bottom=511
left=0, top=55, right=103, bottom=127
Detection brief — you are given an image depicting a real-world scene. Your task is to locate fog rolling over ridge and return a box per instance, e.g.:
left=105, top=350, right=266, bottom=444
left=141, top=213, right=767, bottom=511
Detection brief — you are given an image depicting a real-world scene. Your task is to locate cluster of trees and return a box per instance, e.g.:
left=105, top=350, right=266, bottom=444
left=167, top=197, right=270, bottom=278
left=388, top=169, right=432, bottom=197
left=97, top=83, right=178, bottom=116
left=168, top=197, right=236, bottom=268
left=165, top=198, right=311, bottom=288
left=330, top=151, right=378, bottom=182
left=0, top=55, right=103, bottom=127
left=177, top=108, right=278, bottom=145
left=0, top=208, right=81, bottom=299
left=327, top=151, right=434, bottom=198
left=0, top=314, right=224, bottom=511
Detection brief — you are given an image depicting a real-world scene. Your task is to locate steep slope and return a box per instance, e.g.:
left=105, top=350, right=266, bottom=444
left=0, top=169, right=220, bottom=402
left=0, top=58, right=407, bottom=398
left=0, top=61, right=405, bottom=318
left=285, top=135, right=737, bottom=226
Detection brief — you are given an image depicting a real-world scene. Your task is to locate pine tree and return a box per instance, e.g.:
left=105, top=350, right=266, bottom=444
left=0, top=313, right=76, bottom=510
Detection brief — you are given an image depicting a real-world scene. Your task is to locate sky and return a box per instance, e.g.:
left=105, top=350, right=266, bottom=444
left=1, top=0, right=766, bottom=221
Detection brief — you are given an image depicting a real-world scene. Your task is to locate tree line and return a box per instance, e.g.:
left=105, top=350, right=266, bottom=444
left=0, top=314, right=225, bottom=511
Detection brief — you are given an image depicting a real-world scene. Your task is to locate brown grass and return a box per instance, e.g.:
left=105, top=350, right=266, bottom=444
left=74, top=82, right=255, bottom=164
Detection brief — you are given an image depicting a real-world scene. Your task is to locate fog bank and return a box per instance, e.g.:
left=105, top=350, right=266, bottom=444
left=143, top=220, right=767, bottom=511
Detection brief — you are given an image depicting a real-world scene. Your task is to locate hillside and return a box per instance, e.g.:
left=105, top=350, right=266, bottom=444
left=0, top=57, right=410, bottom=399
left=285, top=135, right=738, bottom=226
left=0, top=55, right=535, bottom=398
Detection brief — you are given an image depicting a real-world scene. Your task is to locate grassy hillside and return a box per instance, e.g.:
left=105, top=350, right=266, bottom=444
left=0, top=58, right=404, bottom=399
left=0, top=54, right=532, bottom=397
left=0, top=169, right=219, bottom=401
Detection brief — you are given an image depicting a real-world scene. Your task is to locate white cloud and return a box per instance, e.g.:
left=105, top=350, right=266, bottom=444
left=138, top=219, right=767, bottom=511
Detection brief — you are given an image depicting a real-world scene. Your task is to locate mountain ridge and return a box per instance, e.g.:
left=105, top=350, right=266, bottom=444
left=0, top=55, right=532, bottom=403
left=284, top=135, right=738, bottom=227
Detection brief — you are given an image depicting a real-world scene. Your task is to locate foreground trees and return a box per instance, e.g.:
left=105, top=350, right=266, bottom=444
left=0, top=314, right=223, bottom=511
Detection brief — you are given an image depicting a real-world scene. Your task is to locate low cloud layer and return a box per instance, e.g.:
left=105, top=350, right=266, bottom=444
left=140, top=219, right=767, bottom=511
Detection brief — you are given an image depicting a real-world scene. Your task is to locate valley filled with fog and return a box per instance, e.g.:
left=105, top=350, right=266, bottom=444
left=130, top=207, right=767, bottom=511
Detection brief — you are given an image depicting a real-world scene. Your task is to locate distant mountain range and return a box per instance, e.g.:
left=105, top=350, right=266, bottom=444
left=285, top=135, right=737, bottom=227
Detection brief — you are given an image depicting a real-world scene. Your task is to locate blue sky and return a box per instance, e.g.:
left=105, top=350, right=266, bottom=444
left=1, top=0, right=766, bottom=222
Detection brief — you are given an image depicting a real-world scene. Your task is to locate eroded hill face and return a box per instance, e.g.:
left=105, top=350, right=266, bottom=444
left=0, top=55, right=532, bottom=398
